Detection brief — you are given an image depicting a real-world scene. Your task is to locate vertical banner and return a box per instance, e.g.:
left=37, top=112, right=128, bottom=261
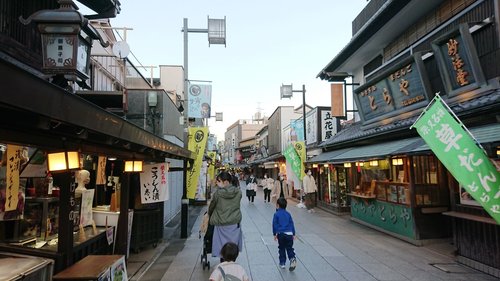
left=139, top=163, right=169, bottom=204
left=331, top=83, right=344, bottom=117
left=188, top=83, right=212, bottom=118
left=96, top=156, right=107, bottom=185
left=290, top=119, right=304, bottom=142
left=283, top=145, right=302, bottom=181
left=195, top=161, right=208, bottom=201
left=207, top=151, right=216, bottom=184
left=79, top=189, right=95, bottom=226
left=5, top=145, right=22, bottom=212
left=293, top=141, right=306, bottom=180
left=187, top=127, right=209, bottom=199
left=411, top=95, right=500, bottom=223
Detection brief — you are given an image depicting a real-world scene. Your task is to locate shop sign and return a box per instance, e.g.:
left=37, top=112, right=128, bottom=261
left=140, top=163, right=169, bottom=203
left=283, top=144, right=302, bottom=181
left=431, top=23, right=485, bottom=97
left=411, top=95, right=500, bottom=223
left=305, top=108, right=317, bottom=145
left=354, top=53, right=432, bottom=125
left=187, top=127, right=209, bottom=199
left=321, top=110, right=337, bottom=142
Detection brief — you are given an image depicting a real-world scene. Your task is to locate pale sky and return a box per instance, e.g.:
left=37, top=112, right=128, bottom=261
left=102, top=1, right=368, bottom=141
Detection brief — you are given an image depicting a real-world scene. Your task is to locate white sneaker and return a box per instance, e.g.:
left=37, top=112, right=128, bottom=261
left=289, top=258, right=297, bottom=271
left=280, top=264, right=286, bottom=269
left=307, top=209, right=312, bottom=213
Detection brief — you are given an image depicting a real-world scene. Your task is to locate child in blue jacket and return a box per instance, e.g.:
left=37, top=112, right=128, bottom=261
left=272, top=197, right=297, bottom=271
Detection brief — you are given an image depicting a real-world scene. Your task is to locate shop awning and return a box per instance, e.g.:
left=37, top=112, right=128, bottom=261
left=307, top=147, right=354, bottom=163
left=410, top=123, right=500, bottom=153
left=0, top=54, right=195, bottom=161
left=309, top=137, right=421, bottom=164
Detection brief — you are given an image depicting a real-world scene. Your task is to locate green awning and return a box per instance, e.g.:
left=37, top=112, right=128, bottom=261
left=333, top=138, right=420, bottom=162
left=308, top=138, right=421, bottom=164
left=307, top=147, right=354, bottom=163
left=411, top=123, right=500, bottom=152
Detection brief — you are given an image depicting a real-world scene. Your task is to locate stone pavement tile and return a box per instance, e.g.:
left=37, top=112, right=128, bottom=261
left=358, top=262, right=409, bottom=280
left=248, top=264, right=286, bottom=281
left=395, top=270, right=444, bottom=281
left=325, top=256, right=365, bottom=272
left=310, top=269, right=348, bottom=281
left=340, top=271, right=379, bottom=281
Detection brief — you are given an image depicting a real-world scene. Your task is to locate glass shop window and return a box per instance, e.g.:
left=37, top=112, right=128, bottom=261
left=413, top=155, right=446, bottom=206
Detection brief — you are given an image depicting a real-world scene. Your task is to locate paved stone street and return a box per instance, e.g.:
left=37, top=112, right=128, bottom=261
left=130, top=187, right=498, bottom=281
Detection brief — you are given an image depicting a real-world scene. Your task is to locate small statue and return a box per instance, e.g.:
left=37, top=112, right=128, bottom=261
left=75, top=169, right=90, bottom=193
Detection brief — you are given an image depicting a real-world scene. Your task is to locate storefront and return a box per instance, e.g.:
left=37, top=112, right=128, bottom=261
left=316, top=0, right=500, bottom=275
left=0, top=55, right=194, bottom=273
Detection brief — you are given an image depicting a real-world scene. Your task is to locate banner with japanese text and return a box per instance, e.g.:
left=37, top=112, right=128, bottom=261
left=283, top=144, right=302, bottom=181
left=188, top=83, right=212, bottom=118
left=5, top=145, right=22, bottom=212
left=187, top=127, right=209, bottom=199
left=139, top=163, right=169, bottom=203
left=411, top=95, right=500, bottom=223
left=207, top=151, right=216, bottom=185
left=293, top=141, right=306, bottom=180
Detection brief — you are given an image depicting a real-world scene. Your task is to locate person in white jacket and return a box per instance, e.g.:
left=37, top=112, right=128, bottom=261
left=262, top=173, right=274, bottom=203
left=302, top=169, right=318, bottom=213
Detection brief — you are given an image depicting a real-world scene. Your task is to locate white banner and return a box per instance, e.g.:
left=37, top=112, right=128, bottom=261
left=140, top=163, right=168, bottom=204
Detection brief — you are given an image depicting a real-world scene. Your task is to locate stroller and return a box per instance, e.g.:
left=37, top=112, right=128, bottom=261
left=199, top=211, right=214, bottom=270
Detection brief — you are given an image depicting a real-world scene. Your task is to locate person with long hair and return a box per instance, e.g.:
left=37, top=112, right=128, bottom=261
left=208, top=171, right=243, bottom=261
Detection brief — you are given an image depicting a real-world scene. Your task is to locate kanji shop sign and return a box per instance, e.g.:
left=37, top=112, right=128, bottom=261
left=140, top=163, right=169, bottom=203
left=411, top=95, right=500, bottom=224
left=354, top=53, right=432, bottom=125
left=431, top=24, right=485, bottom=97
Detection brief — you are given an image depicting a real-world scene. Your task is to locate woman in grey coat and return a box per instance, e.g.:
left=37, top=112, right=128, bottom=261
left=208, top=171, right=243, bottom=260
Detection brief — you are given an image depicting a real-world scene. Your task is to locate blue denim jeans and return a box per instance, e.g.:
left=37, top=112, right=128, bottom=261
left=277, top=233, right=295, bottom=265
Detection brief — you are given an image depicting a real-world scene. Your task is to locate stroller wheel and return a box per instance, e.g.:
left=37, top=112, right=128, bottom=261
left=207, top=261, right=210, bottom=269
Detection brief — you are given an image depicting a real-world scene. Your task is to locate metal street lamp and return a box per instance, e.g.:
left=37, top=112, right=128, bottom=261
left=20, top=0, right=109, bottom=90
left=181, top=16, right=226, bottom=238
left=280, top=83, right=307, bottom=208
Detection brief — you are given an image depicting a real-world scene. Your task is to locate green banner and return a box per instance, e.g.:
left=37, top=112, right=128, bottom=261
left=411, top=96, right=500, bottom=223
left=284, top=144, right=302, bottom=180
left=293, top=141, right=306, bottom=180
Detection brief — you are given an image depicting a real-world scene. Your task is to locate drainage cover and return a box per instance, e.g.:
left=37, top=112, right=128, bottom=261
left=430, top=263, right=476, bottom=273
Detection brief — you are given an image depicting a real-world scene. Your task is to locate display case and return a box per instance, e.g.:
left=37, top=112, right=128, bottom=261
left=375, top=181, right=410, bottom=205
left=23, top=197, right=59, bottom=239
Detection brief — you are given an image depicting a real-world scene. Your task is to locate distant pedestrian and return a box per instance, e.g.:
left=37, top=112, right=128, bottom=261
left=208, top=171, right=243, bottom=261
left=303, top=169, right=318, bottom=213
left=246, top=173, right=257, bottom=203
left=272, top=174, right=289, bottom=203
left=209, top=242, right=250, bottom=281
left=272, top=197, right=297, bottom=271
left=262, top=173, right=274, bottom=203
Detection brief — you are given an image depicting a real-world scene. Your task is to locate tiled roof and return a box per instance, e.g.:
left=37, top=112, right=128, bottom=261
left=321, top=90, right=500, bottom=148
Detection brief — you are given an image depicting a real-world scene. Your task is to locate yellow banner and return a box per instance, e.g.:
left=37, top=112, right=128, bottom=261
left=6, top=145, right=22, bottom=211
left=187, top=127, right=209, bottom=199
left=293, top=141, right=306, bottom=180
left=207, top=151, right=216, bottom=185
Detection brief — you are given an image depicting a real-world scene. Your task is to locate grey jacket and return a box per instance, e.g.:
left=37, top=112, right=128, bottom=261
left=208, top=185, right=242, bottom=226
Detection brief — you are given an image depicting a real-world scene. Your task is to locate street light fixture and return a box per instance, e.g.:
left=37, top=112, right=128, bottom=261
left=181, top=16, right=226, bottom=238
left=280, top=83, right=307, bottom=208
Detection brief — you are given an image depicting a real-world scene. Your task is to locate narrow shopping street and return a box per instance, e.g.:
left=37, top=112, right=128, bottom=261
left=132, top=187, right=497, bottom=281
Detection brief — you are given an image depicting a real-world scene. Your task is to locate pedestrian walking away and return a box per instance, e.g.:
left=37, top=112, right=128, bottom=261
left=302, top=169, right=318, bottom=213
left=272, top=197, right=297, bottom=271
left=209, top=242, right=250, bottom=281
left=208, top=171, right=243, bottom=261
left=262, top=173, right=274, bottom=203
